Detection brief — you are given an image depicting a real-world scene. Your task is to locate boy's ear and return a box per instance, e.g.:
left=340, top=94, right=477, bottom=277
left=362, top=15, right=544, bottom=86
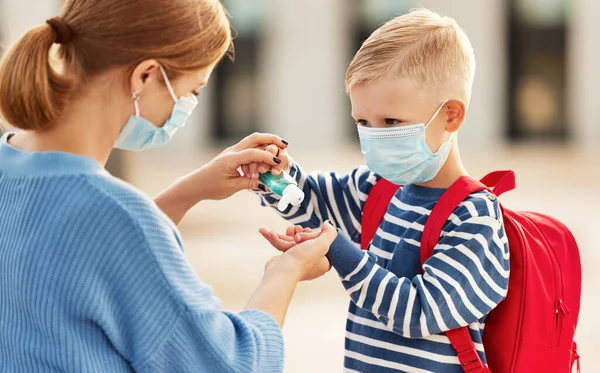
left=444, top=99, right=466, bottom=132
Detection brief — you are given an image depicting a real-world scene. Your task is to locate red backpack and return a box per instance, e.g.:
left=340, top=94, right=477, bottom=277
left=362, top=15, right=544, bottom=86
left=361, top=170, right=582, bottom=373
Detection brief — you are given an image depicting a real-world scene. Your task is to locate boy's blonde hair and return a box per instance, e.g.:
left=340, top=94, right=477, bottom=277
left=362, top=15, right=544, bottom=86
left=346, top=8, right=475, bottom=103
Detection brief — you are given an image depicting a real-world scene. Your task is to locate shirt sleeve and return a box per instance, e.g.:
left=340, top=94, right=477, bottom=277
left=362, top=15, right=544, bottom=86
left=85, top=188, right=284, bottom=373
left=257, top=161, right=377, bottom=243
left=325, top=197, right=510, bottom=339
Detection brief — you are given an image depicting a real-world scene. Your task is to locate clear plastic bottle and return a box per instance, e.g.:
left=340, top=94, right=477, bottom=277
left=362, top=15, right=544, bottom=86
left=258, top=170, right=305, bottom=211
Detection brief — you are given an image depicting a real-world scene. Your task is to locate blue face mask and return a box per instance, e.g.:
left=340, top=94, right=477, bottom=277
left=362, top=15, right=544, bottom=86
left=114, top=65, right=198, bottom=151
left=357, top=100, right=453, bottom=186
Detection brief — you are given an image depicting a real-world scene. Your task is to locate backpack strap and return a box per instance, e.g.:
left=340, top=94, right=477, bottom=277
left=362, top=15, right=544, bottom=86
left=420, top=171, right=516, bottom=373
left=446, top=327, right=491, bottom=373
left=419, top=176, right=487, bottom=264
left=420, top=176, right=489, bottom=372
left=480, top=170, right=516, bottom=197
left=571, top=341, right=581, bottom=373
left=361, top=178, right=401, bottom=250
left=421, top=177, right=487, bottom=372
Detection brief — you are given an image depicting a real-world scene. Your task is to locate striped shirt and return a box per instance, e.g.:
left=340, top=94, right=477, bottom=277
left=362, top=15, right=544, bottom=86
left=259, top=163, right=509, bottom=373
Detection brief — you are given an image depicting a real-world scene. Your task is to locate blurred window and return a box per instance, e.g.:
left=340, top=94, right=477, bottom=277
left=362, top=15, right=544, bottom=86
left=508, top=0, right=570, bottom=141
left=210, top=0, right=266, bottom=141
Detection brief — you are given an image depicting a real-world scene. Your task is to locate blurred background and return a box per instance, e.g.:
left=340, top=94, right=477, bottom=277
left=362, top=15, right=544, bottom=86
left=1, top=0, right=598, bottom=372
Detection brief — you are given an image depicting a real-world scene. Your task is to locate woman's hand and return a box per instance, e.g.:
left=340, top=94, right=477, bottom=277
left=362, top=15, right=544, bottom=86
left=245, top=221, right=336, bottom=328
left=260, top=221, right=337, bottom=281
left=154, top=133, right=289, bottom=225
left=241, top=143, right=292, bottom=181
left=197, top=133, right=290, bottom=200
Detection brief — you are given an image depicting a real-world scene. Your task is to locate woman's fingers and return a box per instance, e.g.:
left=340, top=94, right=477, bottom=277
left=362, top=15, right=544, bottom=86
left=249, top=162, right=259, bottom=180
left=270, top=147, right=291, bottom=175
left=263, top=144, right=279, bottom=156
left=259, top=144, right=280, bottom=174
left=232, top=149, right=282, bottom=169
left=241, top=164, right=251, bottom=179
left=258, top=163, right=270, bottom=174
left=243, top=179, right=271, bottom=193
left=233, top=132, right=288, bottom=151
left=236, top=137, right=289, bottom=176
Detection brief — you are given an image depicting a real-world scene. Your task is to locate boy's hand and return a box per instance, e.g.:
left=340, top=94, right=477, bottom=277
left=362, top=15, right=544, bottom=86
left=260, top=222, right=337, bottom=281
left=259, top=225, right=317, bottom=252
left=241, top=142, right=292, bottom=181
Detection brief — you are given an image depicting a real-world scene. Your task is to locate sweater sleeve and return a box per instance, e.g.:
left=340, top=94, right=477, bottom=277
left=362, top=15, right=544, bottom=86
left=136, top=307, right=284, bottom=373
left=85, top=181, right=284, bottom=373
left=257, top=162, right=377, bottom=242
left=325, top=197, right=510, bottom=339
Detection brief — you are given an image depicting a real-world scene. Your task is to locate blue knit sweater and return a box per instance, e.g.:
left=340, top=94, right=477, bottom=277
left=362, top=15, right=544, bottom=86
left=0, top=135, right=284, bottom=373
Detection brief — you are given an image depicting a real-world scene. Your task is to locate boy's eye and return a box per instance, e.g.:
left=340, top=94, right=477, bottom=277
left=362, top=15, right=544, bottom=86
left=356, top=119, right=370, bottom=127
left=192, top=90, right=201, bottom=97
left=385, top=118, right=400, bottom=126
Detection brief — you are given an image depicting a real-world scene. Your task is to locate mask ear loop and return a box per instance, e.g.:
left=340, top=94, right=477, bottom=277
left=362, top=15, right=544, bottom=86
left=132, top=90, right=142, bottom=117
left=159, top=65, right=179, bottom=102
left=423, top=100, right=450, bottom=129
left=423, top=99, right=455, bottom=154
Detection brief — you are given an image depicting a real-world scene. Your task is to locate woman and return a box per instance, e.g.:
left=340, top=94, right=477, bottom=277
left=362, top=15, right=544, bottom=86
left=0, top=0, right=336, bottom=372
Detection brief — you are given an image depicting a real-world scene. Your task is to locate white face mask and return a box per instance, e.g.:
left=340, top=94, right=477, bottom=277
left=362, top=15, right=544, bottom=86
left=357, top=100, right=453, bottom=185
left=114, top=65, right=198, bottom=151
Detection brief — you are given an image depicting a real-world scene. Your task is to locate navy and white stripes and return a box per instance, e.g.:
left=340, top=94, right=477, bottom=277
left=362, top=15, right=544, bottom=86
left=259, top=163, right=509, bottom=372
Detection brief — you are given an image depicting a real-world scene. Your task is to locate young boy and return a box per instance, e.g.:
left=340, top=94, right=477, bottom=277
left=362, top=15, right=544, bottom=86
left=256, top=8, right=509, bottom=373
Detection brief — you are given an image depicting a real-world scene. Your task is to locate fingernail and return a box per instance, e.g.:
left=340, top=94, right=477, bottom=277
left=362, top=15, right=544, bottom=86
left=282, top=140, right=289, bottom=146
left=258, top=184, right=266, bottom=192
left=273, top=157, right=282, bottom=164
left=325, top=220, right=334, bottom=226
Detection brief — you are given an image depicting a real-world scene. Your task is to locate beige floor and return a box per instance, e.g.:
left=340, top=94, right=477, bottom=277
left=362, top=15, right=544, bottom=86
left=129, top=143, right=599, bottom=373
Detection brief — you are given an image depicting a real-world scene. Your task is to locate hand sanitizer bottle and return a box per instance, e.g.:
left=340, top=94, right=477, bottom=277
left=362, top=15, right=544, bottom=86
left=258, top=170, right=305, bottom=211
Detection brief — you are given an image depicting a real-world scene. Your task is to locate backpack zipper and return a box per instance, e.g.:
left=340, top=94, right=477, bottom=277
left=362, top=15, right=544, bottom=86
left=523, top=214, right=569, bottom=347
left=542, top=230, right=569, bottom=347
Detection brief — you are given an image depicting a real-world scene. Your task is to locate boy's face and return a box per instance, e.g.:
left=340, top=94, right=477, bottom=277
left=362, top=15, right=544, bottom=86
left=349, top=77, right=451, bottom=153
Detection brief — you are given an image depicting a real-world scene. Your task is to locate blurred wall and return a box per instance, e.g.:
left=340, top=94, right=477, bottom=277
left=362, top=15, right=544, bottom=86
left=569, top=0, right=600, bottom=149
left=0, top=0, right=58, bottom=45
left=0, top=0, right=598, bottom=155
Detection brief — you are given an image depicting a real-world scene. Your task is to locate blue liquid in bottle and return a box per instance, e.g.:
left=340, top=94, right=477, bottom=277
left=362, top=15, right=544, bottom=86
left=258, top=171, right=305, bottom=211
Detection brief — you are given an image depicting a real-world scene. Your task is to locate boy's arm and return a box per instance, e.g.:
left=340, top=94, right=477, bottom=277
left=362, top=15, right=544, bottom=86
left=258, top=162, right=377, bottom=242
left=326, top=197, right=510, bottom=338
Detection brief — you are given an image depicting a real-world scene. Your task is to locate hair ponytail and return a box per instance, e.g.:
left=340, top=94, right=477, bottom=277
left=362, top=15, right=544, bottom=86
left=0, top=0, right=231, bottom=131
left=0, top=24, right=75, bottom=130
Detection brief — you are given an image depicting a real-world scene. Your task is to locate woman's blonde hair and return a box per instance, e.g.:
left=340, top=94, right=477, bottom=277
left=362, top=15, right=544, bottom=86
left=0, top=0, right=232, bottom=130
left=346, top=8, right=475, bottom=102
